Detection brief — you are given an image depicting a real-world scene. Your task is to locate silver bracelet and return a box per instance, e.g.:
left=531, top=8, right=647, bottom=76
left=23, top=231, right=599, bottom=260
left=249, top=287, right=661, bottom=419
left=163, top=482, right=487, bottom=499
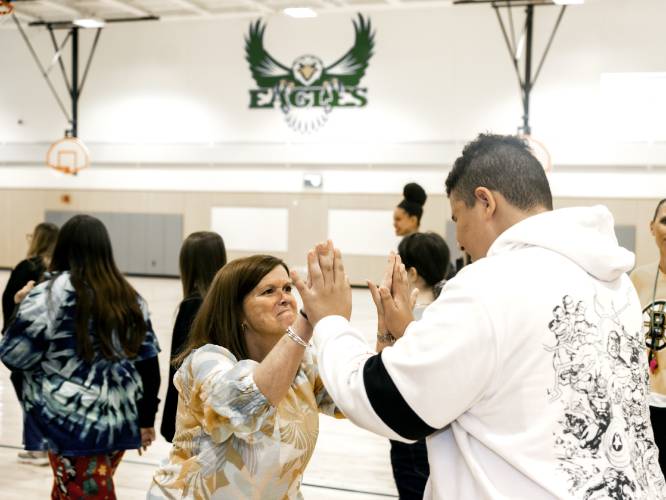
left=376, top=332, right=396, bottom=344
left=286, top=327, right=310, bottom=348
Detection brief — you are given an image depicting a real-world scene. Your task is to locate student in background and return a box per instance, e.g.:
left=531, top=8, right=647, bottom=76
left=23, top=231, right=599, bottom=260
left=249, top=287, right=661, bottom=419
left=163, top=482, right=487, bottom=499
left=374, top=232, right=450, bottom=499
left=0, top=215, right=160, bottom=499
left=160, top=231, right=227, bottom=443
left=1, top=221, right=58, bottom=466
left=2, top=222, right=58, bottom=331
left=394, top=183, right=427, bottom=237
left=630, top=198, right=666, bottom=475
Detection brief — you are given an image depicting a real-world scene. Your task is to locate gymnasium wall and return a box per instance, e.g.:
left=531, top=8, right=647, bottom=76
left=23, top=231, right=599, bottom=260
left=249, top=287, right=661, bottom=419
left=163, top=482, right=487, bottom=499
left=0, top=0, right=664, bottom=281
left=0, top=187, right=660, bottom=284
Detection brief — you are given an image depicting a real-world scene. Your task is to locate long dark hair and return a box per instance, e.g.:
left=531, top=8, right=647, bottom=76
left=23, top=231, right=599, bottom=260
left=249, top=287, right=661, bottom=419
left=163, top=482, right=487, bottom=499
left=175, top=255, right=288, bottom=365
left=27, top=222, right=59, bottom=261
left=50, top=214, right=147, bottom=362
left=179, top=231, right=227, bottom=298
left=398, top=231, right=450, bottom=298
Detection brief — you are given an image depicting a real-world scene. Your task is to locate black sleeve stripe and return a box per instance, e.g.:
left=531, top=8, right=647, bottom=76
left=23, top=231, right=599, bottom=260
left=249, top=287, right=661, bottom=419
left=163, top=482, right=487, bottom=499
left=362, top=352, right=437, bottom=440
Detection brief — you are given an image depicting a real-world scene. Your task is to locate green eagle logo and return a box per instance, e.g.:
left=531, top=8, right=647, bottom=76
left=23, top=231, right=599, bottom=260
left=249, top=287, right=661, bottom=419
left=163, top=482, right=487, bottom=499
left=246, top=14, right=375, bottom=133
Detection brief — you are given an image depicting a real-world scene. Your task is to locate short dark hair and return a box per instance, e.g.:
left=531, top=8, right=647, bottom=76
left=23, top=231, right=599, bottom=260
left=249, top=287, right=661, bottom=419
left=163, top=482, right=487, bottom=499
left=445, top=133, right=553, bottom=211
left=398, top=231, right=450, bottom=293
left=652, top=199, right=666, bottom=222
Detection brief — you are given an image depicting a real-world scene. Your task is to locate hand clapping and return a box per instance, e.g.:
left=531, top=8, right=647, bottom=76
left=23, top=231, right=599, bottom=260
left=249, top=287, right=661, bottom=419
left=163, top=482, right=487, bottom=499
left=368, top=252, right=417, bottom=341
left=293, top=240, right=352, bottom=326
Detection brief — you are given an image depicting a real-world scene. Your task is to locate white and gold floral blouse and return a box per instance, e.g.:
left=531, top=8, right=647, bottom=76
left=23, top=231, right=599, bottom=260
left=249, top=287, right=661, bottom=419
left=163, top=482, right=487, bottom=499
left=149, top=343, right=343, bottom=499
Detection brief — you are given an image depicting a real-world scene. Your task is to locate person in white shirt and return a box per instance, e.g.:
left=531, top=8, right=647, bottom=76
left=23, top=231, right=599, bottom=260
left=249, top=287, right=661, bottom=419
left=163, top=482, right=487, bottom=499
left=293, top=134, right=666, bottom=499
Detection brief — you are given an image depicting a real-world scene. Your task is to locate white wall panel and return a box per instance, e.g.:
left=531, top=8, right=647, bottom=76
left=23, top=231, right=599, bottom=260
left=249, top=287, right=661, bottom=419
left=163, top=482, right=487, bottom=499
left=328, top=209, right=401, bottom=256
left=0, top=166, right=664, bottom=199
left=211, top=206, right=289, bottom=252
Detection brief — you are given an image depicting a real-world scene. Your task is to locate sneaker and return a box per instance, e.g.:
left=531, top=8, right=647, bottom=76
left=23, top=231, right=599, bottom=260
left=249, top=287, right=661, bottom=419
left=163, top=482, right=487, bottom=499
left=17, top=450, right=49, bottom=466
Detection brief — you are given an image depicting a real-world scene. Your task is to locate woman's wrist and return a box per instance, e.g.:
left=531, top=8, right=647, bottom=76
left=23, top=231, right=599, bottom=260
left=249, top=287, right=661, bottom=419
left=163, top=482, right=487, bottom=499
left=286, top=327, right=311, bottom=348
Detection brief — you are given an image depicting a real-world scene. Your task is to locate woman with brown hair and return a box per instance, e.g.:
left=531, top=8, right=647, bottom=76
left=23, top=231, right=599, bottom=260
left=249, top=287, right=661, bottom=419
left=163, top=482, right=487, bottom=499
left=1, top=221, right=58, bottom=466
left=150, top=253, right=343, bottom=499
left=160, top=231, right=227, bottom=443
left=2, top=222, right=59, bottom=331
left=0, top=214, right=160, bottom=498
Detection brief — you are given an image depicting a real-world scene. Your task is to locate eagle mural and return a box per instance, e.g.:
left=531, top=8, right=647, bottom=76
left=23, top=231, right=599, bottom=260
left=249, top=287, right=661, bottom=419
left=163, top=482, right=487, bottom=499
left=245, top=14, right=375, bottom=132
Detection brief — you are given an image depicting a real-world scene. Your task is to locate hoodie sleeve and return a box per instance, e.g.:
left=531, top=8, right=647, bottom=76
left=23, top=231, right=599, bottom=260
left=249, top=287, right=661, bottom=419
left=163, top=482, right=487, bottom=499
left=313, top=278, right=498, bottom=442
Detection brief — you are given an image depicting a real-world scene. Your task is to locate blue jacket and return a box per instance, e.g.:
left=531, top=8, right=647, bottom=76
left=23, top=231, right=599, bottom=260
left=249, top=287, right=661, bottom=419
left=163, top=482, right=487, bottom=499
left=0, top=272, right=160, bottom=455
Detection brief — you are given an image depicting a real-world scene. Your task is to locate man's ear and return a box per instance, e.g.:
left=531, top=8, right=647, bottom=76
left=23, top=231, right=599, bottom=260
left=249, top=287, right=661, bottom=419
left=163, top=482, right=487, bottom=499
left=474, top=187, right=497, bottom=218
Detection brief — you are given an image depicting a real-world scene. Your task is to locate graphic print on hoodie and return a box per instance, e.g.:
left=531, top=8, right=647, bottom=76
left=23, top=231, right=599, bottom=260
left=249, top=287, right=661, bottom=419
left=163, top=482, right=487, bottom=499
left=545, top=293, right=665, bottom=498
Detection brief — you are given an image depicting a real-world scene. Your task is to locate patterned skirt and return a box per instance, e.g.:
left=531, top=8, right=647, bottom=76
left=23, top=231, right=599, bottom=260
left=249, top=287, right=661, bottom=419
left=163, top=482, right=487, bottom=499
left=48, top=451, right=125, bottom=500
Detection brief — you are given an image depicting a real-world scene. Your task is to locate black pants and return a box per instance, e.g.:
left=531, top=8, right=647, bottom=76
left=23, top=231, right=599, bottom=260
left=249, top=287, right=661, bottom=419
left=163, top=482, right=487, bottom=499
left=651, top=405, right=666, bottom=476
left=389, top=439, right=429, bottom=500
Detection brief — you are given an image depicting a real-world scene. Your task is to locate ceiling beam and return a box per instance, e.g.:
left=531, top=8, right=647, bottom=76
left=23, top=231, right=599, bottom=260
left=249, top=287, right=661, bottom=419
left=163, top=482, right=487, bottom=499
left=38, top=0, right=82, bottom=17
left=99, top=0, right=152, bottom=17
left=169, top=0, right=211, bottom=17
left=236, top=0, right=273, bottom=14
left=9, top=8, right=39, bottom=23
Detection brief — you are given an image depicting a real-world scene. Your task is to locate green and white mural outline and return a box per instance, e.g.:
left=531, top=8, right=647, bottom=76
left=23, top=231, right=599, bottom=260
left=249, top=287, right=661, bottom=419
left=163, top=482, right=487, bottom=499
left=245, top=14, right=375, bottom=133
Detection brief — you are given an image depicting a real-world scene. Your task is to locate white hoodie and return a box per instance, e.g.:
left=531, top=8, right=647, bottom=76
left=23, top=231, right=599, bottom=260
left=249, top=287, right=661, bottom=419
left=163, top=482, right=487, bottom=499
left=314, top=206, right=666, bottom=499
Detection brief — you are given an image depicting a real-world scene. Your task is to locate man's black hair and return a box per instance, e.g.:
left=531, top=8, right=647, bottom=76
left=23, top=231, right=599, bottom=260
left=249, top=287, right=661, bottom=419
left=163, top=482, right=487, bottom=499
left=445, top=133, right=553, bottom=211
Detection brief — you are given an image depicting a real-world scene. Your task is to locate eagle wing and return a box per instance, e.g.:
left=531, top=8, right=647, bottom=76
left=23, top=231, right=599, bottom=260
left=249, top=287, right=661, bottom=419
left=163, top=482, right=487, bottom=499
left=245, top=19, right=292, bottom=88
left=323, top=14, right=375, bottom=87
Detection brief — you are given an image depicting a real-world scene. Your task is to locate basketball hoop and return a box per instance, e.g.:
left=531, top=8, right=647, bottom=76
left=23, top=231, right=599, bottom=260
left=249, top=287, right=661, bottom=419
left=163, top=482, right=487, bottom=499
left=521, top=134, right=553, bottom=173
left=0, top=1, right=13, bottom=16
left=46, top=137, right=90, bottom=175
left=0, top=0, right=13, bottom=26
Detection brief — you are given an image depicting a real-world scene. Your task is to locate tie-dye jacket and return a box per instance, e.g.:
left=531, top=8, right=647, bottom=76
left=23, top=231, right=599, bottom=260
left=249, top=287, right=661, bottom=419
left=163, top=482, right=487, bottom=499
left=0, top=271, right=160, bottom=456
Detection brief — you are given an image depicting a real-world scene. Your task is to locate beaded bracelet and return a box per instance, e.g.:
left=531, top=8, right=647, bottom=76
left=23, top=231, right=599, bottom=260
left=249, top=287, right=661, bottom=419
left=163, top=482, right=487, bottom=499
left=286, top=326, right=310, bottom=348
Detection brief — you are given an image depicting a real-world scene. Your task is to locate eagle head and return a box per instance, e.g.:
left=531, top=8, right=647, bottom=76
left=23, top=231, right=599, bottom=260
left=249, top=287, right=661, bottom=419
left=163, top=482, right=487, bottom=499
left=292, top=55, right=324, bottom=86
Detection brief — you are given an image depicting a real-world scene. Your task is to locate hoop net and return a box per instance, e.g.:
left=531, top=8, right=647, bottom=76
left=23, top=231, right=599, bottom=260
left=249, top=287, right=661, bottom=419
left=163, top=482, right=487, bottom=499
left=46, top=137, right=91, bottom=175
left=0, top=1, right=13, bottom=16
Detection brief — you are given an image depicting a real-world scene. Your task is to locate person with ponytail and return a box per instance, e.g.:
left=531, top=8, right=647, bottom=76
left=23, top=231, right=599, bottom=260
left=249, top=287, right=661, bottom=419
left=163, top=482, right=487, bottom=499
left=0, top=214, right=160, bottom=499
left=394, top=182, right=427, bottom=237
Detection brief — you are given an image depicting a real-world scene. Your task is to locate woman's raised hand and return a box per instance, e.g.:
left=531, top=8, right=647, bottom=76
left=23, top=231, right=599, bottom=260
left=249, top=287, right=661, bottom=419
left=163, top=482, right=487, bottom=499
left=293, top=240, right=352, bottom=326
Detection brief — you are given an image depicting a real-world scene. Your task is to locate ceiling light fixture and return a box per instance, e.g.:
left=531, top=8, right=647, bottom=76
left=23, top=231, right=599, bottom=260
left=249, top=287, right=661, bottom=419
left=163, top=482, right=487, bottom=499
left=553, top=0, right=584, bottom=5
left=283, top=7, right=317, bottom=18
left=73, top=18, right=106, bottom=29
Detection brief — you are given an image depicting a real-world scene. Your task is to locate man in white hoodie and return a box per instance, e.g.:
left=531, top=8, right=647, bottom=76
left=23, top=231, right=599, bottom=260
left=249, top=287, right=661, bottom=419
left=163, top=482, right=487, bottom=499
left=295, top=134, right=666, bottom=499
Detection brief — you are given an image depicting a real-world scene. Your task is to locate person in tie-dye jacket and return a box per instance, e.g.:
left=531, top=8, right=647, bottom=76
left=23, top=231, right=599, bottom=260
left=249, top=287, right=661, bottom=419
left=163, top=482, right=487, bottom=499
left=0, top=214, right=160, bottom=500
